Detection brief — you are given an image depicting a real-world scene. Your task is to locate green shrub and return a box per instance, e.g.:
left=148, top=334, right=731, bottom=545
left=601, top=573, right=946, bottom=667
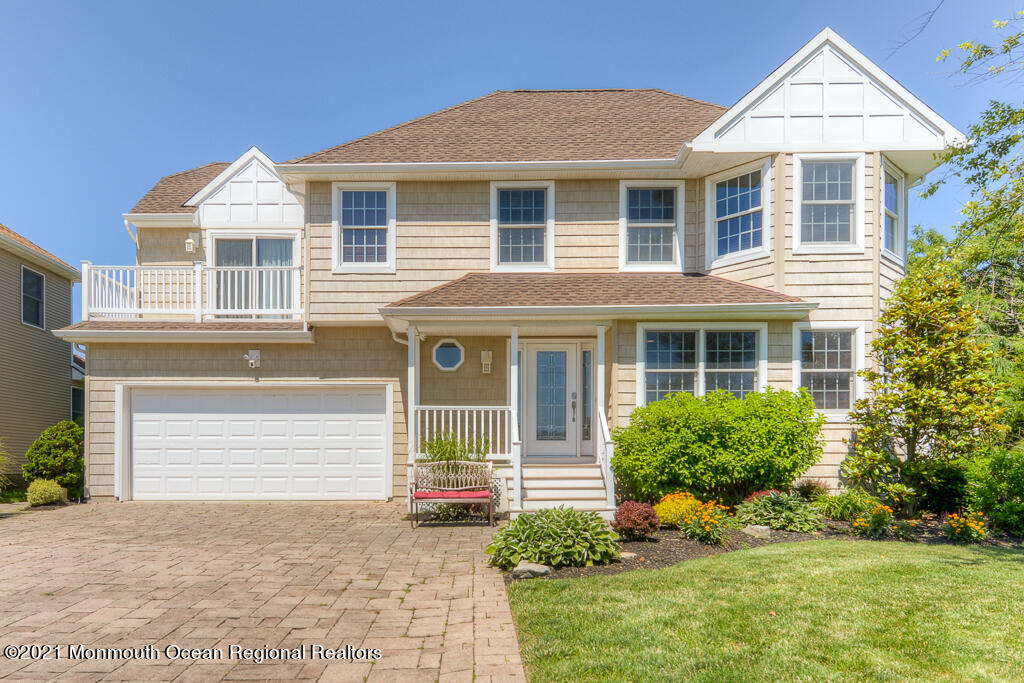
left=813, top=488, right=880, bottom=521
left=418, top=432, right=488, bottom=462
left=26, top=479, right=63, bottom=507
left=0, top=437, right=11, bottom=493
left=678, top=500, right=730, bottom=544
left=965, top=447, right=1024, bottom=535
left=734, top=492, right=824, bottom=532
left=485, top=507, right=620, bottom=569
left=612, top=388, right=825, bottom=504
left=22, top=421, right=84, bottom=497
left=793, top=478, right=830, bottom=501
left=900, top=459, right=968, bottom=514
left=852, top=504, right=894, bottom=538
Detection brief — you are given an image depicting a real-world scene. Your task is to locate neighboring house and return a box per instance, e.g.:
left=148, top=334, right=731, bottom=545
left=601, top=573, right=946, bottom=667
left=56, top=29, right=964, bottom=514
left=0, top=222, right=81, bottom=480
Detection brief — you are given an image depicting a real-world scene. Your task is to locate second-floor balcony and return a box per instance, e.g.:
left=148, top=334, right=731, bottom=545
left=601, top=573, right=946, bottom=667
left=81, top=262, right=303, bottom=321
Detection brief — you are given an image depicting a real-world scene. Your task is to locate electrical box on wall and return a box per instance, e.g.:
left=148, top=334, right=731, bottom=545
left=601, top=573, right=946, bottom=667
left=243, top=350, right=261, bottom=369
left=481, top=350, right=493, bottom=374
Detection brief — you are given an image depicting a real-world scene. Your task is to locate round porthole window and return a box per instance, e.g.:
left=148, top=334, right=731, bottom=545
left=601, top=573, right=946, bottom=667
left=433, top=339, right=465, bottom=371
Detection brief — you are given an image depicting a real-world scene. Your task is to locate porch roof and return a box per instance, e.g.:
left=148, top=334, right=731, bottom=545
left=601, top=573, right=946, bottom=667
left=53, top=320, right=313, bottom=344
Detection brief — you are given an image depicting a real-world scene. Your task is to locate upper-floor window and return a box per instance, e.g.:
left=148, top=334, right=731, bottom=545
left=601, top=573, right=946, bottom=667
left=883, top=164, right=905, bottom=260
left=639, top=325, right=765, bottom=404
left=794, top=154, right=864, bottom=253
left=22, top=266, right=44, bottom=328
left=490, top=182, right=554, bottom=271
left=793, top=322, right=863, bottom=419
left=332, top=182, right=396, bottom=273
left=705, top=160, right=770, bottom=268
left=620, top=182, right=683, bottom=270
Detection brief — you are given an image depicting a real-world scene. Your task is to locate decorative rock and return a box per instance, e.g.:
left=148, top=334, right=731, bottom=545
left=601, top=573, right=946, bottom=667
left=620, top=551, right=637, bottom=560
left=512, top=561, right=552, bottom=579
left=742, top=524, right=772, bottom=539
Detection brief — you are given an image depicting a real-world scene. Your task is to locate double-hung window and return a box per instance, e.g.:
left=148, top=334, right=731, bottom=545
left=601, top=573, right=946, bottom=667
left=793, top=323, right=863, bottom=418
left=795, top=155, right=864, bottom=251
left=22, top=266, right=44, bottom=328
left=714, top=170, right=763, bottom=258
left=491, top=182, right=553, bottom=270
left=332, top=183, right=396, bottom=273
left=641, top=326, right=763, bottom=404
left=883, top=164, right=905, bottom=259
left=621, top=185, right=679, bottom=268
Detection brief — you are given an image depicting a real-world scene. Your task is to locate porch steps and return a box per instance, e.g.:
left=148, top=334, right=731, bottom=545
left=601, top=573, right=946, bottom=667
left=520, top=460, right=611, bottom=515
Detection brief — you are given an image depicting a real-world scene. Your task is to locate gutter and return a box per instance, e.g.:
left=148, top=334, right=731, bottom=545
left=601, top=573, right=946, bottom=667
left=379, top=301, right=816, bottom=319
left=121, top=212, right=198, bottom=228
left=52, top=329, right=315, bottom=345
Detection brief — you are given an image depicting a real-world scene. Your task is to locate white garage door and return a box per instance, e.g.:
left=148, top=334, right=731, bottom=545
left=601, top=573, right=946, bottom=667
left=130, top=386, right=389, bottom=500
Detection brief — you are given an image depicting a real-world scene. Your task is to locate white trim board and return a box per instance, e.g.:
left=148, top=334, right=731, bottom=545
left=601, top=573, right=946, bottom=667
left=618, top=180, right=686, bottom=272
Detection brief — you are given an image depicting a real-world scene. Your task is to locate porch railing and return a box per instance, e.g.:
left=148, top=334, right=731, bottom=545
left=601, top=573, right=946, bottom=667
left=596, top=410, right=616, bottom=508
left=81, top=262, right=302, bottom=321
left=413, top=405, right=514, bottom=458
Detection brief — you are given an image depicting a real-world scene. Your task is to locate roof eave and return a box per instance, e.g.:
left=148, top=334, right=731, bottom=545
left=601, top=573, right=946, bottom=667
left=122, top=212, right=198, bottom=228
left=0, top=232, right=80, bottom=281
left=52, top=329, right=315, bottom=344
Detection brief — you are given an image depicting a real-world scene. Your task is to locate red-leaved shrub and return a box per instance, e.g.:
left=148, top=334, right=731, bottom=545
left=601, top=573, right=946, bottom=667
left=611, top=501, right=660, bottom=541
left=744, top=489, right=783, bottom=502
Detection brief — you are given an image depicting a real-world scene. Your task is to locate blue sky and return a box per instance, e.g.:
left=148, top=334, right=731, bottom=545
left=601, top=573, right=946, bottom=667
left=0, top=0, right=1017, bottom=319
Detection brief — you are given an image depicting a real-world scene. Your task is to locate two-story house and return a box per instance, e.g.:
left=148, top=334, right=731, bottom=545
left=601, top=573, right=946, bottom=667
left=57, top=29, right=963, bottom=514
left=1, top=222, right=80, bottom=480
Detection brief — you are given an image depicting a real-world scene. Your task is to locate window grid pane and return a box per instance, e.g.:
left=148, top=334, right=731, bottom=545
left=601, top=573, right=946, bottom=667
left=800, top=330, right=854, bottom=410
left=582, top=350, right=592, bottom=442
left=715, top=171, right=763, bottom=258
left=705, top=331, right=757, bottom=399
left=644, top=331, right=698, bottom=403
left=22, top=270, right=43, bottom=326
left=499, top=189, right=546, bottom=225
left=628, top=188, right=675, bottom=223
left=498, top=227, right=545, bottom=264
left=342, top=227, right=388, bottom=263
left=341, top=191, right=387, bottom=227
left=884, top=171, right=900, bottom=254
left=628, top=226, right=674, bottom=263
left=801, top=161, right=855, bottom=244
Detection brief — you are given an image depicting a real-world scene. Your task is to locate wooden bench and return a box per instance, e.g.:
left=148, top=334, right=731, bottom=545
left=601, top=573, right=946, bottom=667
left=409, top=460, right=494, bottom=527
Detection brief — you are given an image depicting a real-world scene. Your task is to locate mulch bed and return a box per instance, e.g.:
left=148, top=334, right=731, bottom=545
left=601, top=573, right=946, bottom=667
left=509, top=518, right=1024, bottom=582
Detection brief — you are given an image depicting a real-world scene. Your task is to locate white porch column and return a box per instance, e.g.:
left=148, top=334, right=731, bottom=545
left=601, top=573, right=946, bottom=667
left=597, top=325, right=608, bottom=420
left=193, top=262, right=203, bottom=322
left=407, top=325, right=418, bottom=463
left=510, top=325, right=521, bottom=511
left=80, top=261, right=91, bottom=321
left=596, top=324, right=615, bottom=508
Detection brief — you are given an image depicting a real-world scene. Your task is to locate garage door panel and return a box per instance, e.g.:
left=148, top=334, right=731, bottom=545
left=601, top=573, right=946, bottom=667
left=131, top=387, right=388, bottom=500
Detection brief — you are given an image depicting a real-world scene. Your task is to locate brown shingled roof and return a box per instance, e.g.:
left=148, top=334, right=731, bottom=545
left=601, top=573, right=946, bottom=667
left=288, top=89, right=726, bottom=164
left=383, top=273, right=804, bottom=309
left=130, top=162, right=230, bottom=214
left=0, top=222, right=77, bottom=272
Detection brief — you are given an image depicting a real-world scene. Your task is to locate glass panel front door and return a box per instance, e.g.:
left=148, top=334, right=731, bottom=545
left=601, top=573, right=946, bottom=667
left=535, top=351, right=567, bottom=440
left=524, top=344, right=578, bottom=456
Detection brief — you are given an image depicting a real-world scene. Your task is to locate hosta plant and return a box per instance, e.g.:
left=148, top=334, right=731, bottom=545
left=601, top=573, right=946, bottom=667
left=611, top=501, right=660, bottom=541
left=734, top=492, right=824, bottom=532
left=653, top=492, right=701, bottom=528
left=852, top=504, right=894, bottom=538
left=679, top=500, right=730, bottom=545
left=813, top=487, right=880, bottom=522
left=485, top=506, right=620, bottom=570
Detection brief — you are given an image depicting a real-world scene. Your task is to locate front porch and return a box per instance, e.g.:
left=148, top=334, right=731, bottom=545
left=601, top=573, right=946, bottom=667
left=404, top=325, right=617, bottom=517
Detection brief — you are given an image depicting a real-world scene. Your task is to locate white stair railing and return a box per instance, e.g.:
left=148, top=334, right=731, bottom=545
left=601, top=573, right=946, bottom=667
left=596, top=410, right=616, bottom=508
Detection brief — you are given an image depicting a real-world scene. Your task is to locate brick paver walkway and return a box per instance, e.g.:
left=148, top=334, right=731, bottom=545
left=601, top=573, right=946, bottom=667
left=0, top=502, right=525, bottom=681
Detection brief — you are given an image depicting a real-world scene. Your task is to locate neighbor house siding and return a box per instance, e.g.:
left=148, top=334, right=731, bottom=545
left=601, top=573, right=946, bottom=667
left=84, top=327, right=410, bottom=499
left=0, top=249, right=73, bottom=478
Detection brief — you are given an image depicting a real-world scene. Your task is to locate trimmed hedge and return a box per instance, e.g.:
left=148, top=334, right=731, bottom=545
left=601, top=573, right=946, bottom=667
left=612, top=388, right=824, bottom=504
left=22, top=421, right=84, bottom=497
left=26, top=479, right=63, bottom=507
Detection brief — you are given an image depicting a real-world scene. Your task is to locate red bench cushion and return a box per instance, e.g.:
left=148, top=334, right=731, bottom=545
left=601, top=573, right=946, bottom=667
left=414, top=490, right=491, bottom=500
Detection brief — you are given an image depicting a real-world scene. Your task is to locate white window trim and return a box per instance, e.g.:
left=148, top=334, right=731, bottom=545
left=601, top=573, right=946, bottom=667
left=635, top=322, right=768, bottom=406
left=490, top=181, right=555, bottom=272
left=204, top=229, right=303, bottom=268
left=331, top=182, right=397, bottom=274
left=704, top=158, right=772, bottom=270
left=791, top=320, right=866, bottom=423
left=618, top=180, right=685, bottom=272
left=21, top=265, right=45, bottom=330
left=792, top=153, right=866, bottom=255
left=881, top=157, right=907, bottom=265
left=432, top=338, right=465, bottom=372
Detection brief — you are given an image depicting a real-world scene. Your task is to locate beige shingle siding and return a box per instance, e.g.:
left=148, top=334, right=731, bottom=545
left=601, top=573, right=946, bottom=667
left=0, top=249, right=73, bottom=478
left=84, top=327, right=409, bottom=499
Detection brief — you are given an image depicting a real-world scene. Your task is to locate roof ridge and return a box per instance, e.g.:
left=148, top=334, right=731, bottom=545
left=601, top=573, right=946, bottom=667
left=646, top=88, right=728, bottom=111
left=287, top=91, right=503, bottom=164
left=160, top=161, right=230, bottom=181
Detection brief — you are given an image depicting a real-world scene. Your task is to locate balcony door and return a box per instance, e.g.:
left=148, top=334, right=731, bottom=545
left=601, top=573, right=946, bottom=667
left=214, top=238, right=294, bottom=316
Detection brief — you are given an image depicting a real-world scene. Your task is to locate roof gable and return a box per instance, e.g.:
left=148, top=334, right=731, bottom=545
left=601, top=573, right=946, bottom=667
left=286, top=90, right=726, bottom=165
left=0, top=222, right=79, bottom=280
left=129, top=162, right=230, bottom=216
left=187, top=147, right=304, bottom=228
left=692, top=28, right=965, bottom=154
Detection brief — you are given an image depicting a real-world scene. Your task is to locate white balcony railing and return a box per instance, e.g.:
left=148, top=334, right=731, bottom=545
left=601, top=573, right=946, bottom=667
left=81, top=262, right=302, bottom=321
left=413, top=406, right=514, bottom=459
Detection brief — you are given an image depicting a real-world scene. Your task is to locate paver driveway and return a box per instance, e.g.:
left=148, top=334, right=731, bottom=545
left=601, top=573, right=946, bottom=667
left=0, top=501, right=525, bottom=681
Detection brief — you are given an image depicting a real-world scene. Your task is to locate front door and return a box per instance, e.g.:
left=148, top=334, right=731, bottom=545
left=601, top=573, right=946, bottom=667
left=524, top=343, right=579, bottom=456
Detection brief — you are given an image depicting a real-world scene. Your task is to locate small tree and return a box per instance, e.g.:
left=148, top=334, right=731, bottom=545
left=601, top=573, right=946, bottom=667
left=22, top=421, right=84, bottom=498
left=844, top=266, right=1007, bottom=500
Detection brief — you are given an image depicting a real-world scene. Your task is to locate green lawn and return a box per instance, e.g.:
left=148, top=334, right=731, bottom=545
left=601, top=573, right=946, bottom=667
left=0, top=487, right=26, bottom=504
left=507, top=540, right=1024, bottom=682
